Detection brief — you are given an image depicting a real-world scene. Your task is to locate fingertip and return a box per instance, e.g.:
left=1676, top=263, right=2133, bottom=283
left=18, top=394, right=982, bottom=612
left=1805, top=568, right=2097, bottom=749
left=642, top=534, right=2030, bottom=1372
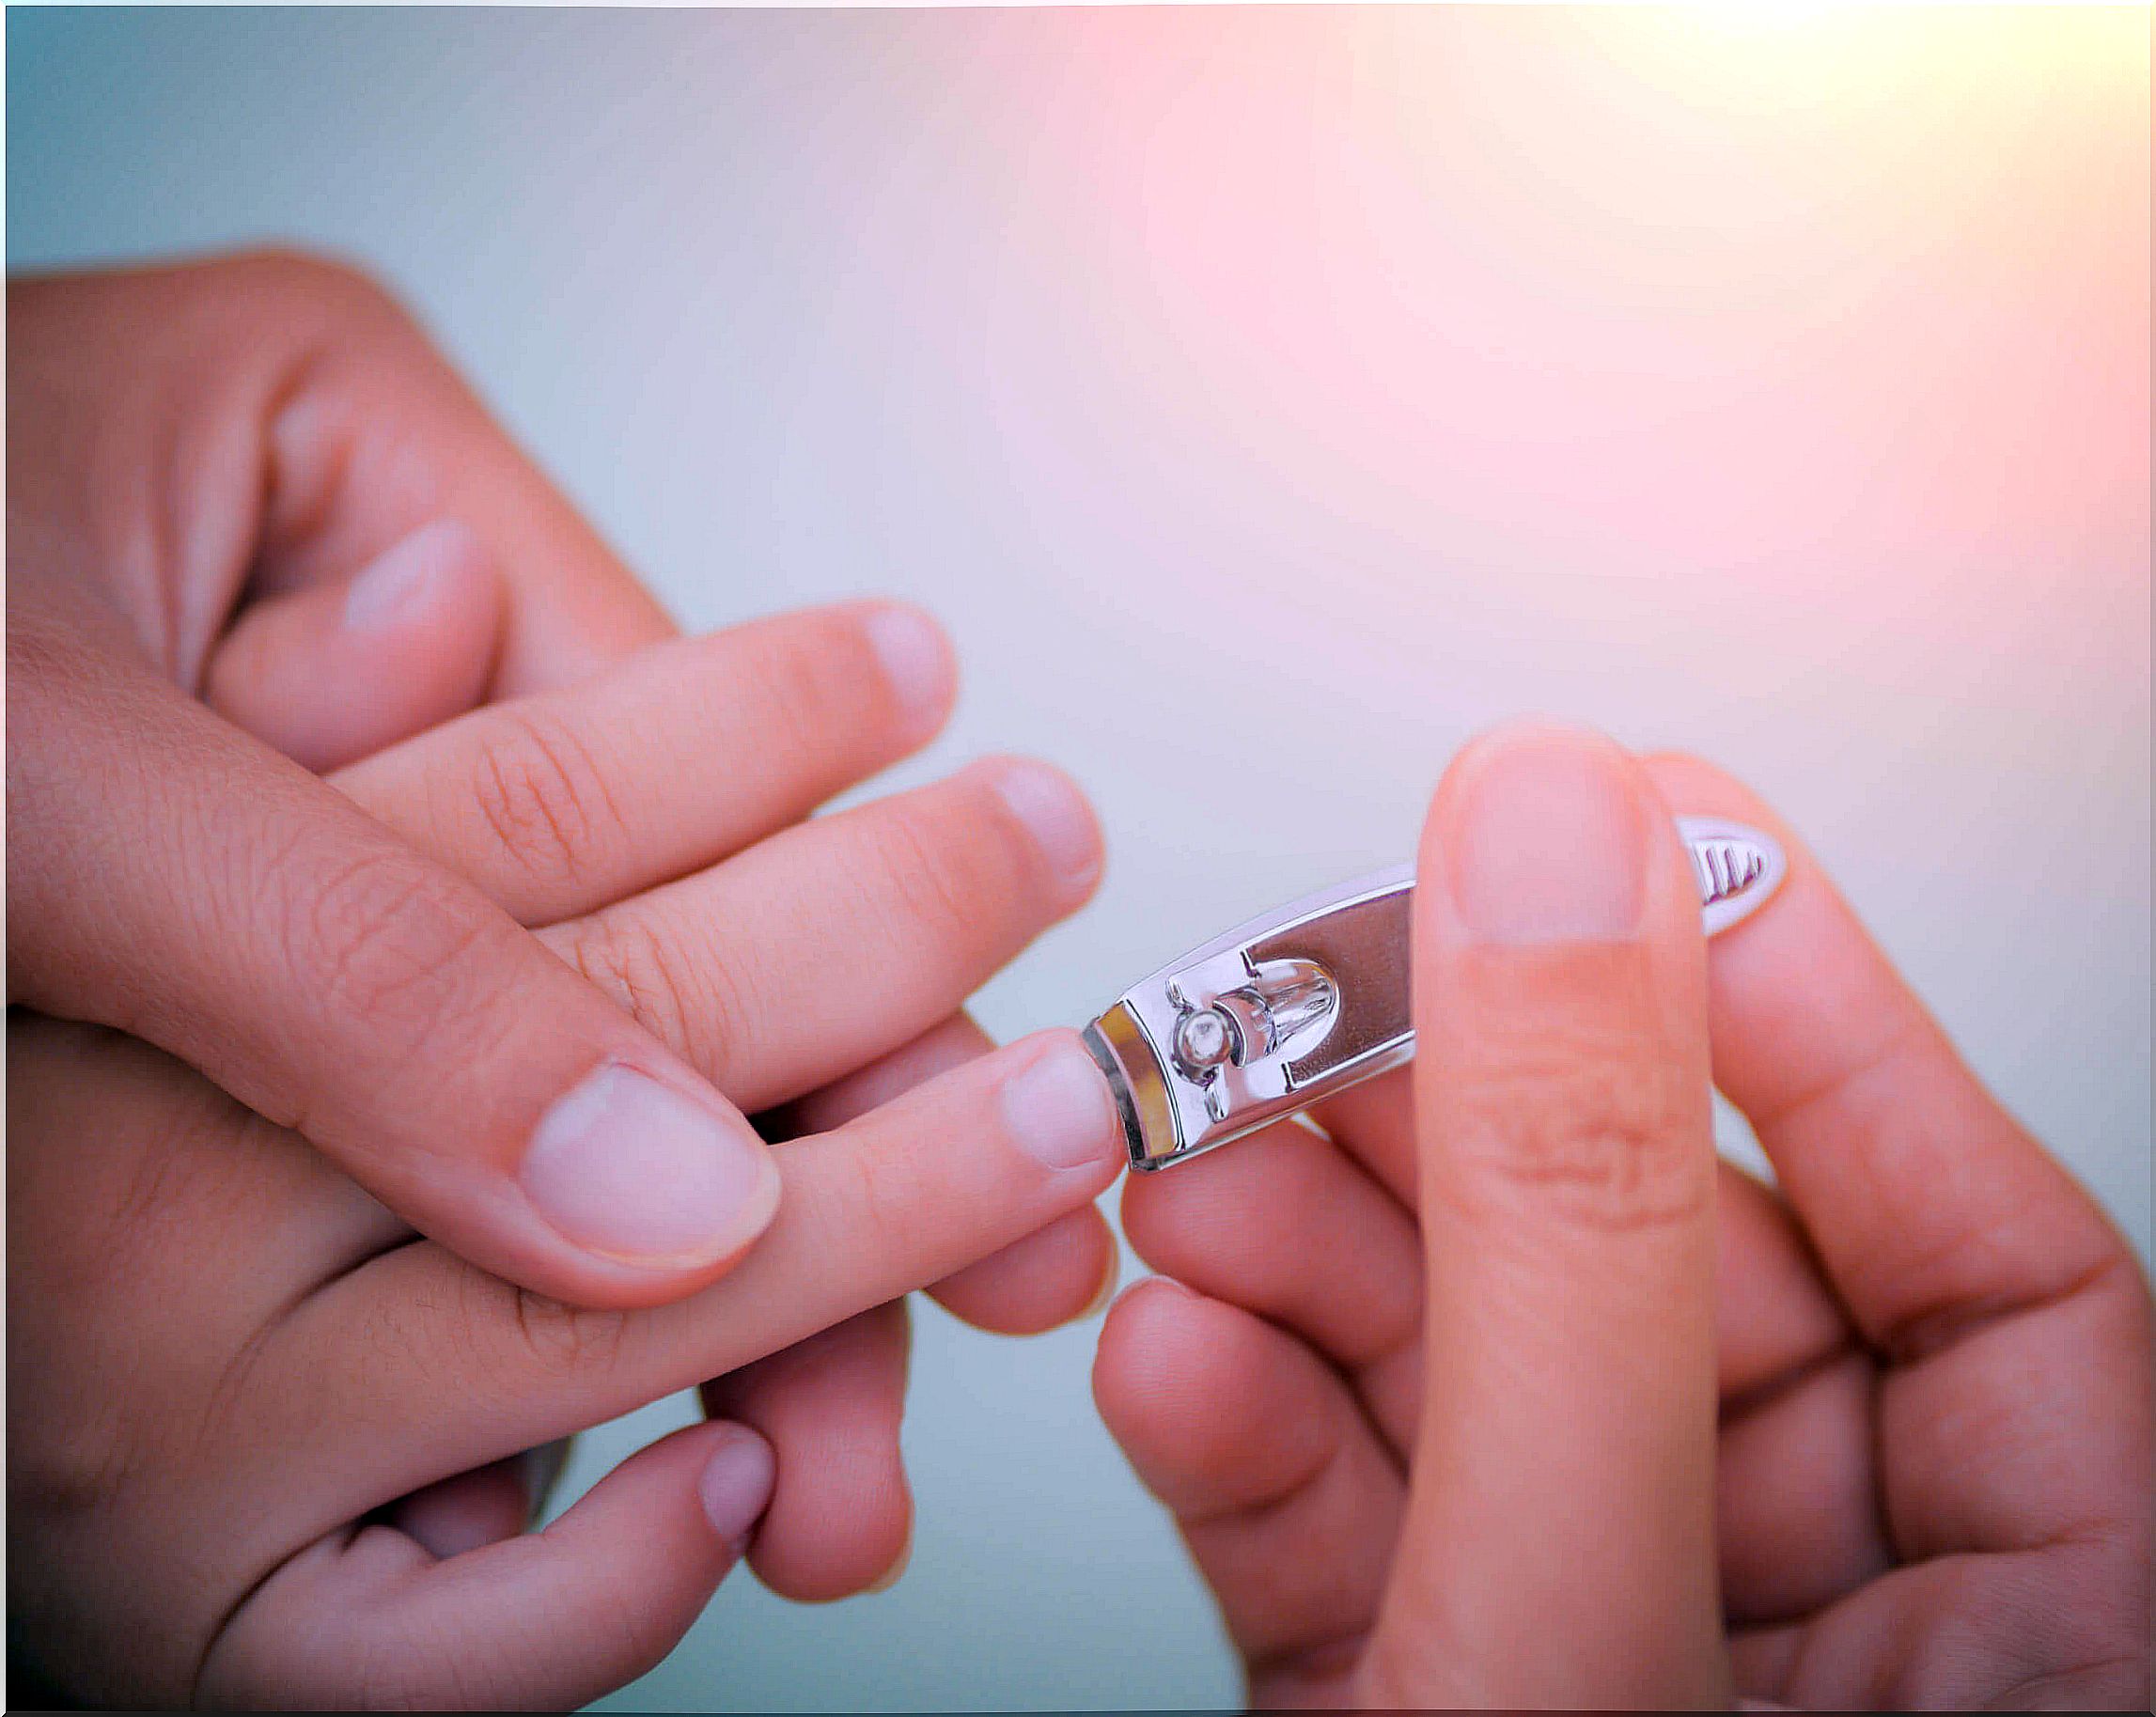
left=1095, top=1281, right=1344, bottom=1520
left=860, top=1513, right=914, bottom=1595
left=1639, top=750, right=1772, bottom=819
left=929, top=1205, right=1118, bottom=1334
left=1091, top=1274, right=1207, bottom=1424
left=1426, top=720, right=1657, bottom=946
left=696, top=1421, right=777, bottom=1551
left=746, top=1464, right=914, bottom=1604
left=211, top=519, right=506, bottom=773
left=860, top=600, right=959, bottom=749
left=997, top=1027, right=1124, bottom=1180
left=981, top=755, right=1107, bottom=907
left=338, top=519, right=495, bottom=635
left=712, top=1303, right=914, bottom=1602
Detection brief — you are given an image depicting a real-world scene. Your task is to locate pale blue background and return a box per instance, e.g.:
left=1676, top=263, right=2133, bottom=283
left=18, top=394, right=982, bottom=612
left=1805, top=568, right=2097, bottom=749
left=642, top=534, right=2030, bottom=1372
left=10, top=8, right=2148, bottom=1711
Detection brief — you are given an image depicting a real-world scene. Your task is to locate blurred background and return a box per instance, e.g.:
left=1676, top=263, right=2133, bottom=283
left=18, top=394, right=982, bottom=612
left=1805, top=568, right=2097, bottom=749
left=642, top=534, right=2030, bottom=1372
left=9, top=6, right=2148, bottom=1709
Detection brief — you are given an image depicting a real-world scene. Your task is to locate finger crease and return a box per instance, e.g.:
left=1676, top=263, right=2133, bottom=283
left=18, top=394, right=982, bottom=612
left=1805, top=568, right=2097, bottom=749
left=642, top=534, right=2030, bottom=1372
left=1882, top=1249, right=2138, bottom=1368
left=1719, top=1336, right=1867, bottom=1427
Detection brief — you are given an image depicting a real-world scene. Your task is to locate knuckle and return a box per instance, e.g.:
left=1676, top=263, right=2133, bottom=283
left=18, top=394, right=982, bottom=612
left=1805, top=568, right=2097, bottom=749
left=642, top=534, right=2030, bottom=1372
left=470, top=705, right=624, bottom=886
left=507, top=1287, right=630, bottom=1382
left=224, top=246, right=416, bottom=334
left=285, top=847, right=499, bottom=1066
left=883, top=804, right=982, bottom=933
left=563, top=910, right=740, bottom=1079
left=590, top=1583, right=676, bottom=1683
left=834, top=1134, right=925, bottom=1266
left=865, top=790, right=1023, bottom=951
left=1442, top=1030, right=1710, bottom=1233
left=736, top=618, right=875, bottom=763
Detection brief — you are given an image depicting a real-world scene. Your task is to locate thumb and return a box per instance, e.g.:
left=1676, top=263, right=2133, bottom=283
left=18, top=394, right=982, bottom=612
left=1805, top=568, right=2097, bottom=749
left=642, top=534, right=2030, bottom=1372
left=8, top=618, right=776, bottom=1308
left=1362, top=723, right=1729, bottom=1709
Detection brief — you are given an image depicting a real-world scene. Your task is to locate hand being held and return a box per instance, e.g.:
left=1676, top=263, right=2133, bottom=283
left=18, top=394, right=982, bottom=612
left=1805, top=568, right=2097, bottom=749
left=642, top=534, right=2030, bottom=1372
left=1097, top=725, right=2150, bottom=1709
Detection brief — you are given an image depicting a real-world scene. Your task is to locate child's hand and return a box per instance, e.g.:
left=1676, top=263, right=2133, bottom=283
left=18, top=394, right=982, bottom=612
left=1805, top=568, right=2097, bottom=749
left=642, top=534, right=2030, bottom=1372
left=1096, top=726, right=2150, bottom=1709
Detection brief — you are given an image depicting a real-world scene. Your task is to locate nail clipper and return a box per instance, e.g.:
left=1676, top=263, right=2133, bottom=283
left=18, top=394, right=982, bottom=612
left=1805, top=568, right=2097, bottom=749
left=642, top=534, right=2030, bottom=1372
left=1083, top=818, right=1786, bottom=1172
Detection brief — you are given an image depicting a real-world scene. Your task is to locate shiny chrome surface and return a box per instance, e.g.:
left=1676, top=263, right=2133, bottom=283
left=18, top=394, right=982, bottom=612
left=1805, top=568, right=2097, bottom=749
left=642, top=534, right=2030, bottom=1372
left=1086, top=816, right=1787, bottom=1171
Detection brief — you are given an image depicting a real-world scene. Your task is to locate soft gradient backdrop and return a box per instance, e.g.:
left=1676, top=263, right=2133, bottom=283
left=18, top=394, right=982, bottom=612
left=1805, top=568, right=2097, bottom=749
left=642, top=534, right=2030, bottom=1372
left=9, top=7, right=2148, bottom=1709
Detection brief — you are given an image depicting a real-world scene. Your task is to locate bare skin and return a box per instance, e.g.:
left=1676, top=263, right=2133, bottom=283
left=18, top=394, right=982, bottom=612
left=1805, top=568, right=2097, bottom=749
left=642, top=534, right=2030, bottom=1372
left=8, top=255, right=1120, bottom=1705
left=1097, top=726, right=2151, bottom=1710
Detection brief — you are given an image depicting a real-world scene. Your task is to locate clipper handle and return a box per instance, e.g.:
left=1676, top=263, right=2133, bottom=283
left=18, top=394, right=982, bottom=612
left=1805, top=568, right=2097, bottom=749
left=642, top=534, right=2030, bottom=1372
left=1086, top=817, right=1786, bottom=1172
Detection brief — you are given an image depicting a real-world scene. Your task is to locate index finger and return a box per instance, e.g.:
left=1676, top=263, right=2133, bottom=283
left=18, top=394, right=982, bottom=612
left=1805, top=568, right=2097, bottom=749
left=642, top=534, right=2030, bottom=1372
left=1639, top=755, right=2136, bottom=1357
left=247, top=1030, right=1126, bottom=1522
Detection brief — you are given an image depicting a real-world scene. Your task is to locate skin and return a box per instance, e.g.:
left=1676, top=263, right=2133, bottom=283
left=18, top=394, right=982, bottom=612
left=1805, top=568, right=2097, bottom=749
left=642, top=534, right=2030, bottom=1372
left=7, top=618, right=1138, bottom=1707
left=1095, top=727, right=2151, bottom=1710
left=8, top=255, right=1119, bottom=1705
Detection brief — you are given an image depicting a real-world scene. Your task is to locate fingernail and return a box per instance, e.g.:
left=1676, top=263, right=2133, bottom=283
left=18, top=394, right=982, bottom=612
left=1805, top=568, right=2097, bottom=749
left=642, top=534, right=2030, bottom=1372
left=697, top=1425, right=776, bottom=1550
left=1001, top=1034, right=1118, bottom=1173
left=864, top=1521, right=914, bottom=1594
left=1445, top=724, right=1647, bottom=944
left=522, top=1062, right=777, bottom=1265
left=1079, top=1243, right=1121, bottom=1321
left=1111, top=1274, right=1195, bottom=1319
left=864, top=603, right=956, bottom=742
left=992, top=760, right=1103, bottom=895
left=342, top=520, right=475, bottom=632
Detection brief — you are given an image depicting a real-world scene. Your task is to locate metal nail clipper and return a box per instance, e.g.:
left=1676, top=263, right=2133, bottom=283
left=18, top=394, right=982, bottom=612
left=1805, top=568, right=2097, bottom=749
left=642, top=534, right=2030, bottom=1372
left=1084, top=818, right=1787, bottom=1173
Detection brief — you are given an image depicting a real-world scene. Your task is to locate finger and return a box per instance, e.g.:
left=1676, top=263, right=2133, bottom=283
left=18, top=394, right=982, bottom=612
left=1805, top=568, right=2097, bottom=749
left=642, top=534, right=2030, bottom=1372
left=771, top=1013, right=1118, bottom=1335
left=238, top=251, right=679, bottom=691
left=1094, top=1279, right=1403, bottom=1692
left=701, top=1017, right=1104, bottom=1610
left=1120, top=1116, right=1424, bottom=1452
left=199, top=1420, right=773, bottom=1711
left=1713, top=1158, right=1851, bottom=1403
left=1729, top=1538, right=2150, bottom=1712
left=1639, top=752, right=2137, bottom=1360
left=265, top=1029, right=1126, bottom=1509
left=766, top=1011, right=998, bottom=1136
left=8, top=632, right=778, bottom=1309
left=1711, top=1160, right=1890, bottom=1624
left=543, top=757, right=1103, bottom=1115
left=1363, top=724, right=1728, bottom=1709
left=6, top=253, right=671, bottom=701
left=334, top=601, right=957, bottom=925
left=385, top=1442, right=573, bottom=1561
left=384, top=1455, right=533, bottom=1561
left=931, top=1208, right=1118, bottom=1334
left=1646, top=755, right=2151, bottom=1573
left=705, top=1302, right=914, bottom=1602
left=1311, top=1063, right=1418, bottom=1208
left=205, top=520, right=507, bottom=773
left=1124, top=1095, right=1847, bottom=1465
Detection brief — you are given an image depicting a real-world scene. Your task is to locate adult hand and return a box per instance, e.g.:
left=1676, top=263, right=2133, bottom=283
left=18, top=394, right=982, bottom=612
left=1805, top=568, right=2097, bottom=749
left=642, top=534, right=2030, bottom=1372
left=1096, top=725, right=2150, bottom=1709
left=8, top=624, right=1130, bottom=1707
left=10, top=251, right=790, bottom=1304
left=8, top=252, right=1119, bottom=1614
